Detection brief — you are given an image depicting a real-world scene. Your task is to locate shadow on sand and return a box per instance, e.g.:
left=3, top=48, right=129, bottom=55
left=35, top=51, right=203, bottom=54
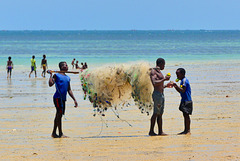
left=81, top=135, right=149, bottom=139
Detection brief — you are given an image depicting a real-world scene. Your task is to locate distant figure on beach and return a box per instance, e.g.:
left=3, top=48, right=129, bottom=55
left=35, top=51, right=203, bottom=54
left=171, top=68, right=193, bottom=135
left=80, top=62, right=84, bottom=69
left=75, top=60, right=80, bottom=69
left=149, top=58, right=171, bottom=136
left=6, top=56, right=13, bottom=78
left=71, top=58, right=75, bottom=69
left=48, top=61, right=78, bottom=138
left=41, top=54, right=48, bottom=77
left=83, top=62, right=88, bottom=69
left=81, top=62, right=88, bottom=70
left=29, top=55, right=37, bottom=78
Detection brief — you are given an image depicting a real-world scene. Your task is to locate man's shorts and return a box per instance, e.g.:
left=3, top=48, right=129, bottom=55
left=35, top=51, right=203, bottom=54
left=7, top=66, right=12, bottom=72
left=53, top=98, right=66, bottom=115
left=179, top=101, right=193, bottom=115
left=31, top=66, right=36, bottom=71
left=152, top=91, right=165, bottom=115
left=42, top=64, right=46, bottom=71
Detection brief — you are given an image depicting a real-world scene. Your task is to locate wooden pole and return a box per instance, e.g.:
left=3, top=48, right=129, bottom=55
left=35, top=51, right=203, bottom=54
left=47, top=70, right=80, bottom=74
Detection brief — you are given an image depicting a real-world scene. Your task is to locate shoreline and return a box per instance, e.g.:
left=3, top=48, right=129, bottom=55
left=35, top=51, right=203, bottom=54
left=1, top=58, right=240, bottom=71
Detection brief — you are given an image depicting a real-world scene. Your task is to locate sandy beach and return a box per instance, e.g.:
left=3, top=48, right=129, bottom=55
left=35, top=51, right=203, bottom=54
left=0, top=61, right=239, bottom=160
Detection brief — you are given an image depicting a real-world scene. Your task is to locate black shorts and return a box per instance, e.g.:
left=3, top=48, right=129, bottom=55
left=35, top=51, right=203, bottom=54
left=7, top=66, right=12, bottom=73
left=179, top=101, right=193, bottom=115
left=53, top=98, right=66, bottom=115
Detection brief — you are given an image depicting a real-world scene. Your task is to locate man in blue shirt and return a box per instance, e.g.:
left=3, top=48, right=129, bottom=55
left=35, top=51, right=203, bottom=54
left=172, top=68, right=193, bottom=135
left=49, top=61, right=78, bottom=138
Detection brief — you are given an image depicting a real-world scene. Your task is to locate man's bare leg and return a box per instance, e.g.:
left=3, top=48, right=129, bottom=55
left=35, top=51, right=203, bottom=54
left=149, top=114, right=157, bottom=136
left=52, top=113, right=60, bottom=138
left=178, top=112, right=191, bottom=135
left=157, top=114, right=167, bottom=135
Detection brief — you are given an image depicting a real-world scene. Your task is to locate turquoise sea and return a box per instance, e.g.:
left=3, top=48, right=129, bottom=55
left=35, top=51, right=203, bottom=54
left=1, top=30, right=240, bottom=69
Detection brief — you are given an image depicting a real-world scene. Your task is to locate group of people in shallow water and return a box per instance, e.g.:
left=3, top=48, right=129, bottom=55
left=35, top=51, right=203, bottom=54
left=71, top=58, right=88, bottom=70
left=6, top=55, right=88, bottom=78
left=28, top=55, right=47, bottom=78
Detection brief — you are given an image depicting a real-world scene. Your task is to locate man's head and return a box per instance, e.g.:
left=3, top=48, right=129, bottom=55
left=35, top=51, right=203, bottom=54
left=176, top=68, right=186, bottom=80
left=32, top=55, right=35, bottom=59
left=8, top=56, right=11, bottom=60
left=59, top=61, right=68, bottom=71
left=43, top=54, right=46, bottom=59
left=156, top=58, right=165, bottom=70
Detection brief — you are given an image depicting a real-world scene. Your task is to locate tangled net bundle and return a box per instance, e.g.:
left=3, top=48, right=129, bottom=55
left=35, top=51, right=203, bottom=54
left=80, top=62, right=153, bottom=116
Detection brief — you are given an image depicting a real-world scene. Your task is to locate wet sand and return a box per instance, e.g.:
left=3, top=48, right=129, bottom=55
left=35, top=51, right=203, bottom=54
left=0, top=62, right=239, bottom=160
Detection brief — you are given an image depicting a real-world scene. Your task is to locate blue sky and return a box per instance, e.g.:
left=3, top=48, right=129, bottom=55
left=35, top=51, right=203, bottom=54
left=0, top=0, right=240, bottom=30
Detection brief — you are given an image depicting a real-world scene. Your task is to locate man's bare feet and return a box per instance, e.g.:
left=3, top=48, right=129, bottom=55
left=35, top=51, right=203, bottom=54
left=158, top=132, right=168, bottom=136
left=149, top=132, right=157, bottom=136
left=177, top=131, right=191, bottom=135
left=51, top=133, right=60, bottom=138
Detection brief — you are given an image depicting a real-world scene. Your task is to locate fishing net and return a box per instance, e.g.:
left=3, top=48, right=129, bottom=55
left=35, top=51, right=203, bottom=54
left=80, top=62, right=153, bottom=116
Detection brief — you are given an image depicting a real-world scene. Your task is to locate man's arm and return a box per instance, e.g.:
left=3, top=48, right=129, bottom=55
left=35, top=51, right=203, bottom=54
left=49, top=73, right=55, bottom=87
left=173, top=83, right=186, bottom=93
left=68, top=83, right=78, bottom=107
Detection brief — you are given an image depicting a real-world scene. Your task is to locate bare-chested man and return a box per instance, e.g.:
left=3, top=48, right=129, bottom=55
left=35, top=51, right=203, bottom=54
left=149, top=58, right=171, bottom=136
left=71, top=58, right=75, bottom=69
left=41, top=54, right=48, bottom=77
left=7, top=56, right=13, bottom=78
